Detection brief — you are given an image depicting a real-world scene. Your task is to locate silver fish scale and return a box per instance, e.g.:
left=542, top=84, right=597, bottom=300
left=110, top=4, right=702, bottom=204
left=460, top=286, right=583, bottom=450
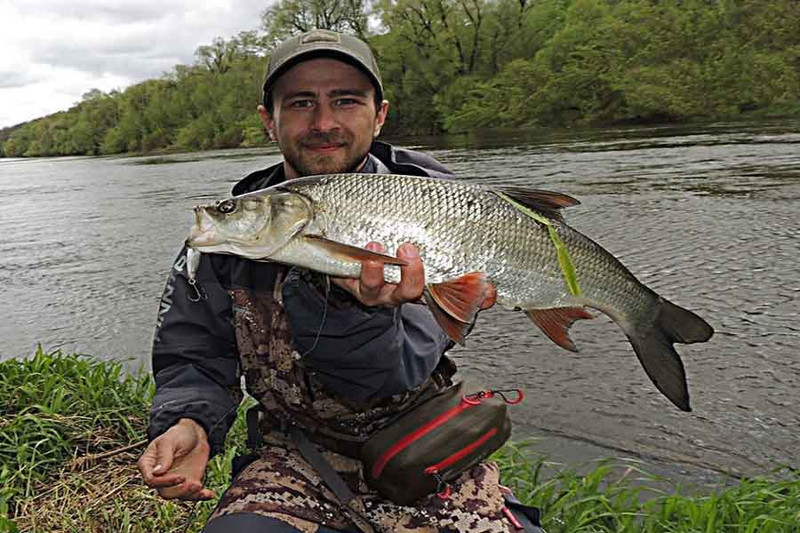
left=285, top=173, right=654, bottom=315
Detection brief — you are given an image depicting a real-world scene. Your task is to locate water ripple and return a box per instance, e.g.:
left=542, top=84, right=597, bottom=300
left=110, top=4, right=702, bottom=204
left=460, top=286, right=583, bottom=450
left=2, top=122, right=798, bottom=478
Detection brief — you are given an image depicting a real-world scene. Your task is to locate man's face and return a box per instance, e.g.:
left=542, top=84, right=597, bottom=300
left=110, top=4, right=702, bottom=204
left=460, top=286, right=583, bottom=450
left=259, top=58, right=389, bottom=179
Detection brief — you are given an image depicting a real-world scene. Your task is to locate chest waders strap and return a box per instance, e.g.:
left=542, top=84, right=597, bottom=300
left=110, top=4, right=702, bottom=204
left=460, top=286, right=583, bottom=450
left=246, top=405, right=264, bottom=449
left=288, top=424, right=375, bottom=533
left=243, top=405, right=375, bottom=533
left=227, top=406, right=266, bottom=482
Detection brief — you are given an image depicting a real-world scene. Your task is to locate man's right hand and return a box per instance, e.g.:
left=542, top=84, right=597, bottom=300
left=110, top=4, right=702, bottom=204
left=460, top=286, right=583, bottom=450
left=137, top=418, right=216, bottom=500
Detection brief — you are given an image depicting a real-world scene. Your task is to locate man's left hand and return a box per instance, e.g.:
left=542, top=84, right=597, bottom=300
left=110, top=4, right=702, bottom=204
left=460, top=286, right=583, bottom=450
left=332, top=242, right=497, bottom=309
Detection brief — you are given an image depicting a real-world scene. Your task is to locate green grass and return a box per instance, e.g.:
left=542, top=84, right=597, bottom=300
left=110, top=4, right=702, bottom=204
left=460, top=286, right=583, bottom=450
left=495, top=444, right=800, bottom=532
left=1, top=349, right=798, bottom=532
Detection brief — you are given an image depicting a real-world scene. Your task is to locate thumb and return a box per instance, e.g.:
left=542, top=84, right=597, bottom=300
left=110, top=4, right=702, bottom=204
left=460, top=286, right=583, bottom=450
left=152, top=439, right=176, bottom=475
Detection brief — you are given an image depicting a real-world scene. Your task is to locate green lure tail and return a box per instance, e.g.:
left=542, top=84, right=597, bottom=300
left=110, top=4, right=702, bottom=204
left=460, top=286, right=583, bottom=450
left=495, top=191, right=582, bottom=297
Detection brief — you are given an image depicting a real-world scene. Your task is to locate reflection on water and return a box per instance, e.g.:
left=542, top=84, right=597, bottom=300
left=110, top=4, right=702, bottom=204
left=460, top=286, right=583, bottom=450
left=1, top=120, right=798, bottom=481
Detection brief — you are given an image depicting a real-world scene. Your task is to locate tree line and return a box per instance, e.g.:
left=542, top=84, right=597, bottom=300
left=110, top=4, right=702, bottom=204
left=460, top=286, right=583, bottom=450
left=2, top=0, right=799, bottom=158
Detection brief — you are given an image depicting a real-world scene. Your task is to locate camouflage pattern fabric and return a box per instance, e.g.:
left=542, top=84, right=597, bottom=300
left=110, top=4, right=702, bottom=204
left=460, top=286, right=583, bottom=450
left=210, top=434, right=517, bottom=532
left=212, top=269, right=518, bottom=531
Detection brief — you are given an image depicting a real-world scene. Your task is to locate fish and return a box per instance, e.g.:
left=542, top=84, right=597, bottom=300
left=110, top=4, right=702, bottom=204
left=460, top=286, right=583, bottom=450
left=186, top=173, right=714, bottom=411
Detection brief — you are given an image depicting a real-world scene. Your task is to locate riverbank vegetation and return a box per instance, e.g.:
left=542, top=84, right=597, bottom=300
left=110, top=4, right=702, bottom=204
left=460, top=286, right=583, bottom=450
left=2, top=0, right=799, bottom=158
left=2, top=349, right=799, bottom=532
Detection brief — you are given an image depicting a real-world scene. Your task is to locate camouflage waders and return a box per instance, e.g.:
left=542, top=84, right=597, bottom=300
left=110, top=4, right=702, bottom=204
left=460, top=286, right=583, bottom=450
left=209, top=270, right=525, bottom=532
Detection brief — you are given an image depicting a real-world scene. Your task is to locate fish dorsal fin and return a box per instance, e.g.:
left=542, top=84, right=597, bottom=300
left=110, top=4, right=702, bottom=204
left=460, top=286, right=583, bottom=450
left=494, top=186, right=579, bottom=223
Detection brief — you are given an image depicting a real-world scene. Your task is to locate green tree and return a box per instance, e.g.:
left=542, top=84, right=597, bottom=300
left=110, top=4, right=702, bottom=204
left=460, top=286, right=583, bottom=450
left=4, top=0, right=800, bottom=157
left=261, top=0, right=372, bottom=44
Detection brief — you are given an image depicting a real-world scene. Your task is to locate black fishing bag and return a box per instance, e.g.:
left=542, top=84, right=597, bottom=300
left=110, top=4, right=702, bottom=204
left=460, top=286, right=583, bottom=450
left=360, top=381, right=521, bottom=505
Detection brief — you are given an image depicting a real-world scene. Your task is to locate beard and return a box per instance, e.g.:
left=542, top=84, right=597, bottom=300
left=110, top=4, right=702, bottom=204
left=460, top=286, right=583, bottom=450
left=281, top=131, right=370, bottom=177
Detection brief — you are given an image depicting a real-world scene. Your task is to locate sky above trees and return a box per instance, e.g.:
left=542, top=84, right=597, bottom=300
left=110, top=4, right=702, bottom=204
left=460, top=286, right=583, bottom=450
left=0, top=0, right=266, bottom=128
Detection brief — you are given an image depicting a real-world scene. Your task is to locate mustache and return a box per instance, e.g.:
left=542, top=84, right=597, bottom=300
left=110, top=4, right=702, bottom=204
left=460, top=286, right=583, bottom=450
left=300, top=133, right=349, bottom=147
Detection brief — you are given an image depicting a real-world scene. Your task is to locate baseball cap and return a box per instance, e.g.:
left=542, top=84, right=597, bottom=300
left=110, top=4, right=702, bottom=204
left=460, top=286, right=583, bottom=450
left=262, top=29, right=384, bottom=108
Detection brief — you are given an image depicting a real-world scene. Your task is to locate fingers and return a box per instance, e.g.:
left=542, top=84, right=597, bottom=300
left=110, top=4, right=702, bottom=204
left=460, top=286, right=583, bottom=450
left=358, top=242, right=388, bottom=302
left=138, top=439, right=173, bottom=486
left=158, top=480, right=217, bottom=501
left=391, top=244, right=424, bottom=304
left=355, top=242, right=424, bottom=306
left=186, top=487, right=218, bottom=501
left=137, top=423, right=215, bottom=502
left=152, top=439, right=175, bottom=475
left=146, top=473, right=187, bottom=488
left=139, top=443, right=213, bottom=500
left=331, top=242, right=425, bottom=307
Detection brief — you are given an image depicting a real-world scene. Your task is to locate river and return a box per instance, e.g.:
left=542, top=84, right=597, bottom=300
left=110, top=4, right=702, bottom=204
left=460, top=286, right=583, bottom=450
left=1, top=120, right=798, bottom=484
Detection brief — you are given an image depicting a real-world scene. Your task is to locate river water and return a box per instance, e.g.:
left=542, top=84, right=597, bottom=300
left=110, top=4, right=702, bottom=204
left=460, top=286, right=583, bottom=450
left=1, top=120, right=798, bottom=484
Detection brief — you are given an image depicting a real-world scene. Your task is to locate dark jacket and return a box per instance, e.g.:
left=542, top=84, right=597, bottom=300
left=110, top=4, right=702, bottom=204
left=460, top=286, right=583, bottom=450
left=147, top=141, right=456, bottom=455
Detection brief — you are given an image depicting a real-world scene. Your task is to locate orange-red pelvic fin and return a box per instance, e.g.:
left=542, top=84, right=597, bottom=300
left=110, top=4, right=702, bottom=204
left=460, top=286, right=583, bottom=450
left=303, top=235, right=409, bottom=265
left=427, top=272, right=489, bottom=324
left=525, top=307, right=595, bottom=352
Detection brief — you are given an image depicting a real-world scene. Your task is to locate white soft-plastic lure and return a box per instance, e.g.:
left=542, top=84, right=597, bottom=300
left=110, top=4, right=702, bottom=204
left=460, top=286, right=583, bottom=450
left=186, top=248, right=203, bottom=301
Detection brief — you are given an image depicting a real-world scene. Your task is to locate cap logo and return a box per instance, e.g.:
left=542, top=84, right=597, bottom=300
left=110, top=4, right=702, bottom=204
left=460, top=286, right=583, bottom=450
left=301, top=29, right=340, bottom=45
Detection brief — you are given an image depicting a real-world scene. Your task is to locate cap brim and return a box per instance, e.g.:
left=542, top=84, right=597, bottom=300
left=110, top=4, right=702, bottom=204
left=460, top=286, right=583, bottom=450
left=263, top=48, right=383, bottom=105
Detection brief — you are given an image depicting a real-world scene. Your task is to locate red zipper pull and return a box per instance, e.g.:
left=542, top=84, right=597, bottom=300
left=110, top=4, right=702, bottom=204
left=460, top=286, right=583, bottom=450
left=463, top=389, right=524, bottom=405
left=462, top=390, right=492, bottom=405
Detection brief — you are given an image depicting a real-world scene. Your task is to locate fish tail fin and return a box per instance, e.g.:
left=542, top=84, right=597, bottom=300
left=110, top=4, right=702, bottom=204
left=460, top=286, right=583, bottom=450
left=627, top=297, right=714, bottom=412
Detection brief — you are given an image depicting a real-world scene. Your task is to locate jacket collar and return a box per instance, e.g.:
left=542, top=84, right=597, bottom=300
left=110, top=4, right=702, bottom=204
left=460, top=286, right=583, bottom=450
left=231, top=140, right=453, bottom=196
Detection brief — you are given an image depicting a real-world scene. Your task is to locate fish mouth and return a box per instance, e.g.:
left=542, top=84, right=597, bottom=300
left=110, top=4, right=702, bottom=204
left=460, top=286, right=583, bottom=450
left=186, top=207, right=223, bottom=248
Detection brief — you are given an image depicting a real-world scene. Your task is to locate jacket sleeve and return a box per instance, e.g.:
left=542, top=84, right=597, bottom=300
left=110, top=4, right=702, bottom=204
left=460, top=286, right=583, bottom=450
left=147, top=248, right=242, bottom=457
left=282, top=269, right=453, bottom=402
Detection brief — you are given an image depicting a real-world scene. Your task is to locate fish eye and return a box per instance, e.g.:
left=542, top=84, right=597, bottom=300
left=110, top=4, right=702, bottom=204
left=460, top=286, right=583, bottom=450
left=216, top=199, right=236, bottom=214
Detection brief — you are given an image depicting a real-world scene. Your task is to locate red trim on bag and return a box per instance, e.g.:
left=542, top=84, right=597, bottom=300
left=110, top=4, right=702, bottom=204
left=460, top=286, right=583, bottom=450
left=371, top=396, right=482, bottom=479
left=502, top=506, right=524, bottom=530
left=424, top=427, right=498, bottom=474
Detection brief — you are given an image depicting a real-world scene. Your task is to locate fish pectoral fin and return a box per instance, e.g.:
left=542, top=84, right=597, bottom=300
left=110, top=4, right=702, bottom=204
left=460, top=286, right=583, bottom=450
left=303, top=235, right=408, bottom=266
left=494, top=186, right=580, bottom=223
left=423, top=289, right=471, bottom=346
left=428, top=272, right=489, bottom=323
left=525, top=307, right=595, bottom=352
left=425, top=272, right=490, bottom=344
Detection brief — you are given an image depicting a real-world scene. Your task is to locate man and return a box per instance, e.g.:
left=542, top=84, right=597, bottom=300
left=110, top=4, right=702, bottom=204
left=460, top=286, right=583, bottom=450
left=138, top=29, right=542, bottom=532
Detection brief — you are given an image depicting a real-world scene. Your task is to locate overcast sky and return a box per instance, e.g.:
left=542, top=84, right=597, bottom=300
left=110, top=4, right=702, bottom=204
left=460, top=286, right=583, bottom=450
left=0, top=0, right=268, bottom=129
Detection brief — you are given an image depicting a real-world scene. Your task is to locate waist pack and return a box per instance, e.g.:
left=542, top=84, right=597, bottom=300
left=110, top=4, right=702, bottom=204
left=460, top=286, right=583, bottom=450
left=361, top=381, right=522, bottom=505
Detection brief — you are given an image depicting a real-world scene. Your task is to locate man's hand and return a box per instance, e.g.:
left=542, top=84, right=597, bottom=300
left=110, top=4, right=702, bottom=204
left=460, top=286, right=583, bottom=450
left=332, top=242, right=424, bottom=306
left=332, top=242, right=498, bottom=310
left=137, top=418, right=216, bottom=500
